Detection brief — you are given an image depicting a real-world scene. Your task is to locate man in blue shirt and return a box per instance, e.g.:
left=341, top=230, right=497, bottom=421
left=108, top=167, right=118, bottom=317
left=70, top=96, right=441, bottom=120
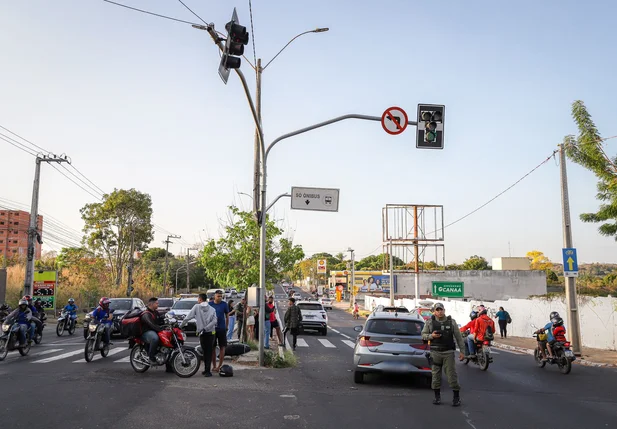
left=5, top=300, right=32, bottom=347
left=209, top=290, right=229, bottom=373
left=91, top=297, right=113, bottom=346
left=63, top=298, right=78, bottom=329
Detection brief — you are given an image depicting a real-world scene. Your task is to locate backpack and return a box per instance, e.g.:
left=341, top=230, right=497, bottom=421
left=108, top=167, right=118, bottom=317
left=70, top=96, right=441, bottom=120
left=121, top=308, right=147, bottom=338
left=484, top=325, right=495, bottom=341
left=506, top=312, right=512, bottom=324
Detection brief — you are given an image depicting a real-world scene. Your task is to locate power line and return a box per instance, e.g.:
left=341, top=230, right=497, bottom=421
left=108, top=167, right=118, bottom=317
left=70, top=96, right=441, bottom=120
left=102, top=0, right=201, bottom=25
left=48, top=164, right=103, bottom=201
left=0, top=133, right=38, bottom=157
left=177, top=0, right=208, bottom=25
left=67, top=164, right=107, bottom=196
left=59, top=164, right=105, bottom=198
left=0, top=124, right=48, bottom=153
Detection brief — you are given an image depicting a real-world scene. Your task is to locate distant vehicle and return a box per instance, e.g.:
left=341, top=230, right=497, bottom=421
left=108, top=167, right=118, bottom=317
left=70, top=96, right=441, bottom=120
left=409, top=307, right=433, bottom=321
left=297, top=301, right=328, bottom=335
left=237, top=290, right=246, bottom=299
left=206, top=289, right=221, bottom=300
left=319, top=297, right=333, bottom=310
left=157, top=297, right=175, bottom=318
left=293, top=292, right=301, bottom=299
left=169, top=298, right=198, bottom=335
left=373, top=305, right=409, bottom=314
left=352, top=311, right=428, bottom=384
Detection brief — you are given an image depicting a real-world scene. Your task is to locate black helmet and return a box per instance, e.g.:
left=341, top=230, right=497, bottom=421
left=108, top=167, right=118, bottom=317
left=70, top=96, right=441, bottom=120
left=469, top=311, right=478, bottom=320
left=549, top=311, right=560, bottom=319
left=551, top=317, right=564, bottom=327
left=219, top=364, right=234, bottom=377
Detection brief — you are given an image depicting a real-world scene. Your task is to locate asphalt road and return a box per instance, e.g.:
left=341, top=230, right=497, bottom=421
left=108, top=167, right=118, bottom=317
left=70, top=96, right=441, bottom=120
left=2, top=286, right=616, bottom=429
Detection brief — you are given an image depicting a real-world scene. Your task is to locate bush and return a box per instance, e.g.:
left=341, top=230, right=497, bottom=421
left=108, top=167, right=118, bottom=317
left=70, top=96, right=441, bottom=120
left=264, top=349, right=297, bottom=368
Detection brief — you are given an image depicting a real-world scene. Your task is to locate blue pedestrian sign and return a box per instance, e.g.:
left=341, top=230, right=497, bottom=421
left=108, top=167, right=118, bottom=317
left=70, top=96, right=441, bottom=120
left=562, top=248, right=578, bottom=278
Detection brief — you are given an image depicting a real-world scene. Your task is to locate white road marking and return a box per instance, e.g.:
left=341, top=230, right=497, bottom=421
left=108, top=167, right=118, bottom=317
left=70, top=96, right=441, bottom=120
left=114, top=355, right=131, bottom=363
left=342, top=340, right=355, bottom=348
left=318, top=339, right=336, bottom=348
left=32, top=349, right=84, bottom=363
left=329, top=327, right=353, bottom=340
left=73, top=347, right=125, bottom=362
left=296, top=339, right=309, bottom=347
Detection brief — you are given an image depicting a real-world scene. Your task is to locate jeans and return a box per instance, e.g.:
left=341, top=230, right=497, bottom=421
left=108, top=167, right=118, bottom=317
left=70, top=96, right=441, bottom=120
left=29, top=322, right=36, bottom=340
left=141, top=330, right=160, bottom=361
left=16, top=324, right=27, bottom=345
left=102, top=324, right=111, bottom=345
left=264, top=320, right=271, bottom=349
left=467, top=335, right=476, bottom=355
left=227, top=315, right=236, bottom=340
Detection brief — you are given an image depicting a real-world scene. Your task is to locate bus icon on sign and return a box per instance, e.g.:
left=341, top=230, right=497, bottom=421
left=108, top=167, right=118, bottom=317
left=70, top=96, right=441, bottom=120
left=325, top=196, right=333, bottom=205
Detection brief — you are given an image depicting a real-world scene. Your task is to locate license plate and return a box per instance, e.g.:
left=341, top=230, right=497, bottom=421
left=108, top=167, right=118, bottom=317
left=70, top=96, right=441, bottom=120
left=565, top=350, right=574, bottom=357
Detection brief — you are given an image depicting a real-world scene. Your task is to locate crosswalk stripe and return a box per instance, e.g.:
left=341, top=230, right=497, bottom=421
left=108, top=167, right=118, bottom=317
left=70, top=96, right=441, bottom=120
left=114, top=355, right=131, bottom=363
left=318, top=339, right=336, bottom=348
left=73, top=347, right=126, bottom=363
left=4, top=348, right=64, bottom=361
left=296, top=338, right=309, bottom=347
left=33, top=349, right=84, bottom=363
left=342, top=340, right=355, bottom=348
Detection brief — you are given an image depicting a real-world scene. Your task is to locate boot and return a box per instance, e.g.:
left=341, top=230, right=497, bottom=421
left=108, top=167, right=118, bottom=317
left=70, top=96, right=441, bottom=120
left=452, top=390, right=461, bottom=407
left=432, top=389, right=441, bottom=405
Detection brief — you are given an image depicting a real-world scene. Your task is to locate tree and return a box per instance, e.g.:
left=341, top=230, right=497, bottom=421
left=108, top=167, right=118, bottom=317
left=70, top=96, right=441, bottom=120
left=460, top=255, right=490, bottom=270
left=199, top=206, right=304, bottom=290
left=526, top=250, right=553, bottom=271
left=565, top=100, right=617, bottom=240
left=335, top=252, right=345, bottom=262
left=356, top=253, right=405, bottom=271
left=142, top=247, right=172, bottom=261
left=80, top=188, right=154, bottom=285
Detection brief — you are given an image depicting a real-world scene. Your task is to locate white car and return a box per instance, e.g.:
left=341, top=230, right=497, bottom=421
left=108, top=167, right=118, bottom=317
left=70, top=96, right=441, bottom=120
left=297, top=301, right=328, bottom=336
left=319, top=297, right=333, bottom=310
left=169, top=298, right=198, bottom=334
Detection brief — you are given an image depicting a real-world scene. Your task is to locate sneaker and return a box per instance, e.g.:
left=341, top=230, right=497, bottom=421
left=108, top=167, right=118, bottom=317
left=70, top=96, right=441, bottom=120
left=203, top=372, right=213, bottom=377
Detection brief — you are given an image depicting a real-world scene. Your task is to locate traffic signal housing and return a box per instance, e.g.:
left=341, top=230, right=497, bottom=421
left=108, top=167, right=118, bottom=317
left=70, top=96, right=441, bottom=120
left=416, top=104, right=445, bottom=149
left=218, top=8, right=249, bottom=84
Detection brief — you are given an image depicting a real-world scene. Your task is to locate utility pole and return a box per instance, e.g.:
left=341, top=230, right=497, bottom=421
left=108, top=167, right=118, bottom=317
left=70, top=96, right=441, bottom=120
left=253, top=58, right=262, bottom=216
left=127, top=223, right=136, bottom=297
left=348, top=248, right=355, bottom=308
left=414, top=206, right=420, bottom=305
left=559, top=144, right=583, bottom=355
left=163, top=234, right=181, bottom=296
left=23, top=154, right=70, bottom=296
left=186, top=248, right=190, bottom=293
left=389, top=239, right=395, bottom=306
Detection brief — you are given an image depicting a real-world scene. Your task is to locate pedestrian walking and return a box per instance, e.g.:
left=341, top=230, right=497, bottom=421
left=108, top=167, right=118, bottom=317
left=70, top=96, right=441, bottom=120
left=284, top=297, right=302, bottom=350
left=267, top=296, right=283, bottom=344
left=180, top=293, right=217, bottom=377
left=234, top=298, right=246, bottom=341
left=421, top=302, right=465, bottom=407
left=495, top=306, right=511, bottom=338
left=209, top=290, right=229, bottom=373
left=226, top=300, right=236, bottom=340
left=264, top=297, right=274, bottom=349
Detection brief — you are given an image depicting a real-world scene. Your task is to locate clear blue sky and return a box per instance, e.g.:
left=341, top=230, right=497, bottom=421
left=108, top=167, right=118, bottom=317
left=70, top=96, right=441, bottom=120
left=1, top=0, right=615, bottom=264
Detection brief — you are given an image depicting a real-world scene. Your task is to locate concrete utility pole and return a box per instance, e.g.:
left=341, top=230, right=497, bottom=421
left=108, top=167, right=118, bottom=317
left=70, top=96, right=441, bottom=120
left=389, top=239, right=395, bottom=306
left=348, top=247, right=355, bottom=308
left=252, top=58, right=262, bottom=216
left=23, top=154, right=70, bottom=297
left=559, top=144, right=583, bottom=355
left=127, top=224, right=136, bottom=297
left=163, top=234, right=181, bottom=296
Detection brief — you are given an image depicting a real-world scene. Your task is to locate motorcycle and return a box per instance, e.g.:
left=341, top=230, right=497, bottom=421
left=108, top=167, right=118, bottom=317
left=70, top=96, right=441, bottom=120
left=32, top=311, right=45, bottom=345
left=56, top=310, right=76, bottom=336
left=82, top=309, right=93, bottom=340
left=0, top=320, right=33, bottom=361
left=461, top=330, right=493, bottom=371
left=128, top=314, right=199, bottom=378
left=0, top=304, right=12, bottom=324
left=84, top=319, right=111, bottom=362
left=532, top=326, right=575, bottom=375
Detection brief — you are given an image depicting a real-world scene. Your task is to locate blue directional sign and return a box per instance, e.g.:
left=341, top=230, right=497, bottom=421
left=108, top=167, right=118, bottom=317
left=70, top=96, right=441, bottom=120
left=562, top=248, right=579, bottom=278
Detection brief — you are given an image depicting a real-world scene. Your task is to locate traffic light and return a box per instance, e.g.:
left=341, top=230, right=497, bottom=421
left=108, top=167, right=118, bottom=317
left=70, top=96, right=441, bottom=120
left=218, top=8, right=249, bottom=84
left=416, top=104, right=445, bottom=149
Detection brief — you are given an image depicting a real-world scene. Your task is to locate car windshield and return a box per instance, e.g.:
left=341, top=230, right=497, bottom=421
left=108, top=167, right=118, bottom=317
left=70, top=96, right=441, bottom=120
left=172, top=300, right=197, bottom=310
left=367, top=319, right=423, bottom=336
left=298, top=303, right=323, bottom=311
left=158, top=299, right=173, bottom=307
left=109, top=299, right=132, bottom=310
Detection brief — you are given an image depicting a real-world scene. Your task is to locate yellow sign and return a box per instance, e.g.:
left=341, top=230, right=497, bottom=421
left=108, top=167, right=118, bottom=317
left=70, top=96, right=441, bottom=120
left=317, top=259, right=327, bottom=274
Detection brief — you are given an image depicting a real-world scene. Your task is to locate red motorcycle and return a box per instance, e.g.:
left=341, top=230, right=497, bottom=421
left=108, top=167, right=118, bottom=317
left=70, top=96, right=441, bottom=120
left=128, top=316, right=200, bottom=378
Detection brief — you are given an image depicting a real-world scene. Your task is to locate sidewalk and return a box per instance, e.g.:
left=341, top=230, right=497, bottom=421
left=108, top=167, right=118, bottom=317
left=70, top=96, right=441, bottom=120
left=493, top=336, right=617, bottom=368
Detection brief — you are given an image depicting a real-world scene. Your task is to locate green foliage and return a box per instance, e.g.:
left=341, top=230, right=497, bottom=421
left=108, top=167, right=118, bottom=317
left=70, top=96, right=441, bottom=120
left=564, top=100, right=617, bottom=240
left=460, top=255, right=490, bottom=270
left=199, top=206, right=304, bottom=291
left=264, top=349, right=297, bottom=368
left=80, top=188, right=154, bottom=285
left=356, top=253, right=405, bottom=271
left=142, top=247, right=172, bottom=261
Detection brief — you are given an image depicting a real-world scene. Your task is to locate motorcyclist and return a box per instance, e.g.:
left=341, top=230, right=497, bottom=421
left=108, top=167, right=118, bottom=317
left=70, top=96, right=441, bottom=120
left=534, top=311, right=561, bottom=361
left=22, top=295, right=42, bottom=340
left=466, top=308, right=495, bottom=358
left=4, top=300, right=32, bottom=347
left=546, top=316, right=567, bottom=359
left=353, top=302, right=359, bottom=319
left=63, top=298, right=78, bottom=328
left=91, top=297, right=113, bottom=346
left=140, top=297, right=163, bottom=365
left=459, top=311, right=478, bottom=357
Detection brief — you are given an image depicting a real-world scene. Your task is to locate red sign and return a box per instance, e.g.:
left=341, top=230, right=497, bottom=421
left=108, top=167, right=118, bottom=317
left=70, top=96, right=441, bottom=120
left=381, top=106, right=409, bottom=135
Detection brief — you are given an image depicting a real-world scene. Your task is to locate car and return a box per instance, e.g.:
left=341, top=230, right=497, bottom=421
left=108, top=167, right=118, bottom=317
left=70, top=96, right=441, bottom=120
left=293, top=292, right=301, bottom=299
left=319, top=297, right=333, bottom=310
left=156, top=297, right=175, bottom=318
left=373, top=305, right=409, bottom=314
left=169, top=298, right=198, bottom=335
left=237, top=290, right=246, bottom=299
left=409, top=307, right=433, bottom=321
left=108, top=298, right=147, bottom=336
left=206, top=288, right=221, bottom=300
left=297, top=301, right=328, bottom=335
left=352, top=312, right=429, bottom=384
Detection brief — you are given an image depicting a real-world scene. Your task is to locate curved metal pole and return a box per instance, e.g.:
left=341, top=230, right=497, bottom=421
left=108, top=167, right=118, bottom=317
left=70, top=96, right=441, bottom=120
left=263, top=29, right=326, bottom=71
left=266, top=193, right=291, bottom=213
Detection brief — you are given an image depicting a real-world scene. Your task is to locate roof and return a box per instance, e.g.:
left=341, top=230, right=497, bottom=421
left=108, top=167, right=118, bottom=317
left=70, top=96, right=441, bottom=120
left=368, top=311, right=423, bottom=321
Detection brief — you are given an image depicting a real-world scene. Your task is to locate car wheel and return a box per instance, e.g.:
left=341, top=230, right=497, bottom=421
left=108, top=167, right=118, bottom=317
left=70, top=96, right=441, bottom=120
left=353, top=371, right=364, bottom=384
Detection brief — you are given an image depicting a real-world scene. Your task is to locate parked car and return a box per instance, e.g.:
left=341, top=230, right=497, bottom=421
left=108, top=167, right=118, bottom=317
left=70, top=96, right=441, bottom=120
left=319, top=297, right=333, bottom=310
left=109, top=298, right=146, bottom=337
left=156, top=297, right=175, bottom=318
left=297, top=301, right=328, bottom=335
left=169, top=298, right=198, bottom=335
left=353, top=312, right=429, bottom=384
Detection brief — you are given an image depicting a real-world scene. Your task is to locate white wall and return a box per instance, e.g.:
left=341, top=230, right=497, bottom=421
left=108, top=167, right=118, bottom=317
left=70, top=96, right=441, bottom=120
left=395, top=270, right=546, bottom=300
left=364, top=295, right=617, bottom=351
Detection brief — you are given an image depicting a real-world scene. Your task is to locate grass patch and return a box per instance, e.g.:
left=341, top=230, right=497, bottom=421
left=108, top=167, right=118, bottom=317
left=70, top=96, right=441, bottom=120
left=264, top=349, right=297, bottom=368
left=247, top=340, right=258, bottom=351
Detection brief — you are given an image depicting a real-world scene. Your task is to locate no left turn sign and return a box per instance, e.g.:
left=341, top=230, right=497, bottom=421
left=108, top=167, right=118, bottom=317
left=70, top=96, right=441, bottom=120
left=381, top=106, right=408, bottom=135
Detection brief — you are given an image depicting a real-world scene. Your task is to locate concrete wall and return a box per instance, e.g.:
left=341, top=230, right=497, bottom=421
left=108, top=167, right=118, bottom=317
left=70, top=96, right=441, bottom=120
left=395, top=270, right=546, bottom=301
left=364, top=295, right=617, bottom=351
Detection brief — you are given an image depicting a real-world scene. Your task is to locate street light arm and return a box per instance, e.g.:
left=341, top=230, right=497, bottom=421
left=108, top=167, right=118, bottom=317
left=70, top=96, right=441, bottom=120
left=262, top=28, right=329, bottom=71
left=264, top=114, right=382, bottom=163
left=265, top=193, right=291, bottom=213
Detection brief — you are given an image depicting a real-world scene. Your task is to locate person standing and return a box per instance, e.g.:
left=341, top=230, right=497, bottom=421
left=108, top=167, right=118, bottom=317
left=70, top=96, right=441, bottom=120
left=421, top=302, right=465, bottom=407
left=181, top=293, right=217, bottom=377
left=284, top=297, right=302, bottom=350
left=234, top=298, right=246, bottom=341
left=209, top=290, right=229, bottom=372
left=263, top=297, right=274, bottom=349
left=226, top=300, right=236, bottom=340
left=495, top=306, right=511, bottom=338
left=267, top=296, right=283, bottom=344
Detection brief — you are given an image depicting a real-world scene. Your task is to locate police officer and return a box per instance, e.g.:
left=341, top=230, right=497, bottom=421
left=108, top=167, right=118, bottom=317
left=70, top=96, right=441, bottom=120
left=421, top=302, right=465, bottom=407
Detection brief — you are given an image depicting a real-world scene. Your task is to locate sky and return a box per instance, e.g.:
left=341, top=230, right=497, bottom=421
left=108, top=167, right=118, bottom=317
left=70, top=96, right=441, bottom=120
left=1, top=0, right=616, bottom=266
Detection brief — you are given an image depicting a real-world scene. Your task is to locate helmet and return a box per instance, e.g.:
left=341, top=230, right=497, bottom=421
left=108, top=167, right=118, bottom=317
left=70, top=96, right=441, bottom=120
left=552, top=317, right=564, bottom=327
left=469, top=311, right=478, bottom=320
left=22, top=295, right=32, bottom=302
left=68, top=298, right=75, bottom=304
left=479, top=308, right=488, bottom=316
left=18, top=299, right=28, bottom=307
left=219, top=364, right=234, bottom=377
left=549, top=311, right=560, bottom=319
left=99, top=297, right=111, bottom=307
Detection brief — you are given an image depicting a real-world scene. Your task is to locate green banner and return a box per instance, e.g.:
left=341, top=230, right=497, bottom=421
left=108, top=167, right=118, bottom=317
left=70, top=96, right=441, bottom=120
left=432, top=281, right=464, bottom=298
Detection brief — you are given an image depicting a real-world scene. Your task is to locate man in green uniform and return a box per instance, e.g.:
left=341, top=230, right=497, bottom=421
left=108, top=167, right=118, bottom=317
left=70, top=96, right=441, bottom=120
left=421, top=302, right=465, bottom=407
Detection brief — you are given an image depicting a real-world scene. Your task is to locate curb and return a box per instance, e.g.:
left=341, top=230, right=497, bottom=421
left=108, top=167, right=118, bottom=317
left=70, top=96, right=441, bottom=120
left=492, top=342, right=616, bottom=368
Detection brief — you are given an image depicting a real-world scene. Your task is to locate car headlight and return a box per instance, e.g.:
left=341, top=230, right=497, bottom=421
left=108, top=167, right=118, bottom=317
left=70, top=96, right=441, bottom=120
left=2, top=323, right=10, bottom=332
left=89, top=323, right=98, bottom=332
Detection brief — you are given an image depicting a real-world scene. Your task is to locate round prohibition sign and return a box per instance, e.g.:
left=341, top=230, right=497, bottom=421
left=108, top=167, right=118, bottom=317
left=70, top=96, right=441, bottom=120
left=381, top=106, right=409, bottom=135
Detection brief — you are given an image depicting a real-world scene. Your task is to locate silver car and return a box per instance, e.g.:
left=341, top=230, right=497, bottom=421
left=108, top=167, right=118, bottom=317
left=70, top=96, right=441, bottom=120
left=353, top=312, right=430, bottom=384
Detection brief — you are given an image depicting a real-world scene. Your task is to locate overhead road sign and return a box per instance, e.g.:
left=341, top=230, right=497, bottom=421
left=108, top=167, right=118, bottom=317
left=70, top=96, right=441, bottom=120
left=291, top=187, right=340, bottom=212
left=432, top=281, right=464, bottom=298
left=562, top=248, right=579, bottom=278
left=381, top=106, right=409, bottom=135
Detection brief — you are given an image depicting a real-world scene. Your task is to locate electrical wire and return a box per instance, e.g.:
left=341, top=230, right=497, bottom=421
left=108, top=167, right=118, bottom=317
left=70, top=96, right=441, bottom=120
left=0, top=134, right=37, bottom=157
left=48, top=164, right=103, bottom=201
left=102, top=0, right=201, bottom=25
left=59, top=164, right=105, bottom=199
left=67, top=164, right=107, bottom=196
left=0, top=124, right=48, bottom=153
left=176, top=0, right=208, bottom=25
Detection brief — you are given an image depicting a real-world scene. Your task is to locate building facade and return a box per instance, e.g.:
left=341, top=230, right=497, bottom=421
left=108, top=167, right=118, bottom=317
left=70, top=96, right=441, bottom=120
left=0, top=210, right=43, bottom=261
